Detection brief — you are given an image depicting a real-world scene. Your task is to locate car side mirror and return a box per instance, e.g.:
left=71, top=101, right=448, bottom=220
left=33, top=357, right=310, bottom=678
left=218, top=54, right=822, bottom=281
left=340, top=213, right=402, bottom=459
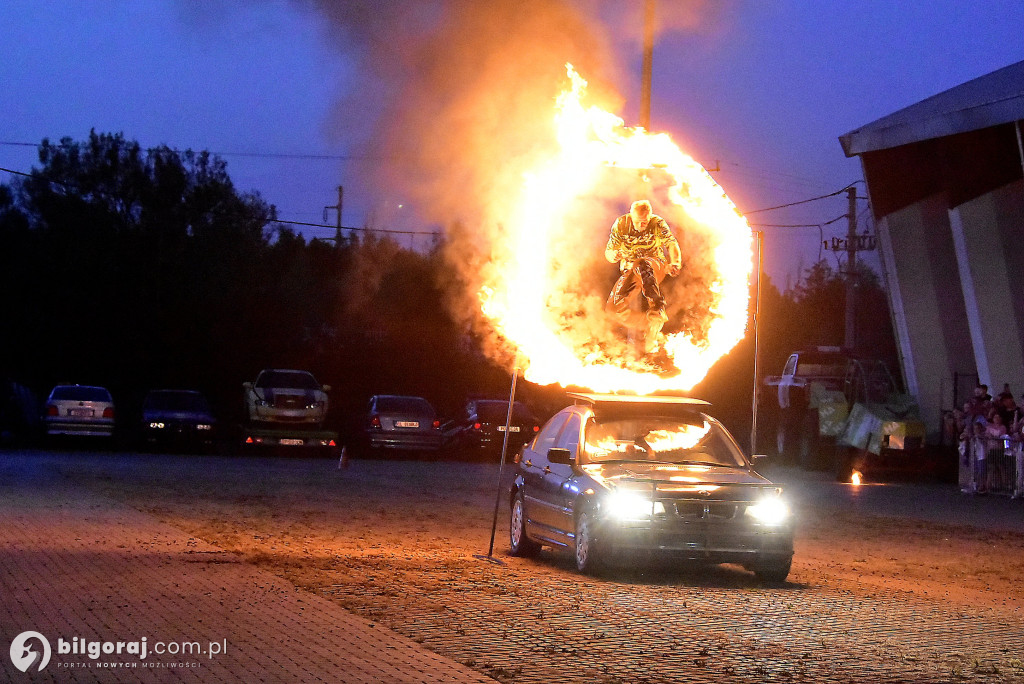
left=547, top=447, right=574, bottom=465
left=322, top=385, right=331, bottom=393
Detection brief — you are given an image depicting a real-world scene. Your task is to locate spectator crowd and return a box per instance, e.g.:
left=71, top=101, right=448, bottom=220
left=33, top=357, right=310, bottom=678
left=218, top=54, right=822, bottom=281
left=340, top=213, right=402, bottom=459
left=953, top=383, right=1024, bottom=495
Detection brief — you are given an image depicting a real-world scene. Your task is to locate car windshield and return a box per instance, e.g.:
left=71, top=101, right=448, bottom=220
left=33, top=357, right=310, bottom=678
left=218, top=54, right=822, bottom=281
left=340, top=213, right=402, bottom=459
left=51, top=386, right=111, bottom=402
left=476, top=401, right=534, bottom=422
left=582, top=416, right=746, bottom=468
left=377, top=396, right=433, bottom=415
left=144, top=391, right=210, bottom=413
left=255, top=371, right=320, bottom=390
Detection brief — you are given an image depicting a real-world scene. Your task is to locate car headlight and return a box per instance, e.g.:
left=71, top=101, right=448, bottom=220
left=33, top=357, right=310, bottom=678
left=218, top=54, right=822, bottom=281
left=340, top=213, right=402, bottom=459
left=606, top=492, right=665, bottom=520
left=149, top=422, right=165, bottom=429
left=746, top=497, right=790, bottom=525
left=196, top=424, right=212, bottom=431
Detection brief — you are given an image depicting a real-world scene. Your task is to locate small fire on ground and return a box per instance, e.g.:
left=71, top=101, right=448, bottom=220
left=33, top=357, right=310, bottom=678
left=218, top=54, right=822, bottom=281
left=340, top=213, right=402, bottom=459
left=477, top=65, right=753, bottom=394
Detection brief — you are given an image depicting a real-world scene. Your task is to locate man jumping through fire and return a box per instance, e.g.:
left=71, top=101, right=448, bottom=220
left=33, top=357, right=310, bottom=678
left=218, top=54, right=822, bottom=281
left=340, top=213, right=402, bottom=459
left=604, top=199, right=682, bottom=354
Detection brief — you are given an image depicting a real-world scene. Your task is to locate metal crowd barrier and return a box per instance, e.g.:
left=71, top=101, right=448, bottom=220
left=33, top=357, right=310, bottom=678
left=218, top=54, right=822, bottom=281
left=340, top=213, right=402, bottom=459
left=958, top=435, right=1024, bottom=497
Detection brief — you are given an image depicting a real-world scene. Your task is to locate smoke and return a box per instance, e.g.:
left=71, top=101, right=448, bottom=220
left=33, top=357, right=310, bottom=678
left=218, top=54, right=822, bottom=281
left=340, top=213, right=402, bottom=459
left=308, top=0, right=737, bottom=386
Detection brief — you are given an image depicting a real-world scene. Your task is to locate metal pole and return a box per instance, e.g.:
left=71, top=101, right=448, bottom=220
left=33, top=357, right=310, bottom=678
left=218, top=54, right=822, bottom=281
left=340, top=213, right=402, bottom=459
left=482, top=351, right=521, bottom=561
left=335, top=185, right=344, bottom=243
left=639, top=0, right=655, bottom=130
left=844, top=186, right=857, bottom=349
left=751, top=231, right=763, bottom=455
left=1016, top=121, right=1024, bottom=185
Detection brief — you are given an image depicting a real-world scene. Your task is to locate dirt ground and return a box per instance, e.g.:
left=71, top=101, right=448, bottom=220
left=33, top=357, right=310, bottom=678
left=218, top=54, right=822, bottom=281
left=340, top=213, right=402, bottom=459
left=61, top=452, right=1024, bottom=682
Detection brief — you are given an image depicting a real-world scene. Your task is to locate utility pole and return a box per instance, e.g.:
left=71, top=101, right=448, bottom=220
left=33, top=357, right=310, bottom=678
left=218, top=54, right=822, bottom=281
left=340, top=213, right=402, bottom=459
left=323, top=185, right=344, bottom=245
left=844, top=186, right=857, bottom=350
left=639, top=0, right=655, bottom=130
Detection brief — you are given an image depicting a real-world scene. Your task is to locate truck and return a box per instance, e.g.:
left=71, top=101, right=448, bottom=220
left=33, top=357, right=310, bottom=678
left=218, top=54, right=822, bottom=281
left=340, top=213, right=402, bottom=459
left=764, top=347, right=928, bottom=480
left=239, top=369, right=340, bottom=456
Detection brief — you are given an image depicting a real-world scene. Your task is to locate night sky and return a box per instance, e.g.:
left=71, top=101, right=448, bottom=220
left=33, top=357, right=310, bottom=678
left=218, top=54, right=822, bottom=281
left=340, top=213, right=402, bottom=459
left=2, top=0, right=1022, bottom=284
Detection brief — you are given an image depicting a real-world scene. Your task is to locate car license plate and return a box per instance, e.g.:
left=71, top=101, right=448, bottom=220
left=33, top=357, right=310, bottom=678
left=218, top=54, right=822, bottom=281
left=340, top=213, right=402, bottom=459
left=497, top=425, right=520, bottom=432
left=70, top=408, right=94, bottom=417
left=395, top=421, right=419, bottom=428
left=280, top=438, right=305, bottom=446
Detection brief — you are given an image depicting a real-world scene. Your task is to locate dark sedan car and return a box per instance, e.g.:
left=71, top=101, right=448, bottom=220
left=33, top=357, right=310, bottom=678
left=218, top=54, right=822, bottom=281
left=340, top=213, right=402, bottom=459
left=140, top=389, right=216, bottom=451
left=508, top=393, right=794, bottom=582
left=363, top=394, right=444, bottom=454
left=454, top=399, right=540, bottom=454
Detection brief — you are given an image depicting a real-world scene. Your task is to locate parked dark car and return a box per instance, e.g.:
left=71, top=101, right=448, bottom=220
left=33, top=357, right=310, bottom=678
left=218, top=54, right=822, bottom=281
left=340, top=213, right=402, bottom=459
left=508, top=393, right=794, bottom=582
left=453, top=399, right=540, bottom=454
left=140, top=389, right=216, bottom=451
left=363, top=395, right=444, bottom=454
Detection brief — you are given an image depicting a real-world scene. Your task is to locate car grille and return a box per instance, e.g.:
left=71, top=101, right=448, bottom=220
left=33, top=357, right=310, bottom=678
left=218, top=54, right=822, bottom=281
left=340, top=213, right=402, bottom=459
left=275, top=395, right=307, bottom=409
left=600, top=484, right=792, bottom=560
left=671, top=501, right=739, bottom=520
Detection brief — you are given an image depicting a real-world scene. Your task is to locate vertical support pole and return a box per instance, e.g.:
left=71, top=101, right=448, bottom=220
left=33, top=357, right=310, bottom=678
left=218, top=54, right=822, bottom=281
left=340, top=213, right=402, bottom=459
left=751, top=231, right=763, bottom=455
left=844, top=186, right=858, bottom=349
left=334, top=185, right=344, bottom=243
left=485, top=352, right=521, bottom=559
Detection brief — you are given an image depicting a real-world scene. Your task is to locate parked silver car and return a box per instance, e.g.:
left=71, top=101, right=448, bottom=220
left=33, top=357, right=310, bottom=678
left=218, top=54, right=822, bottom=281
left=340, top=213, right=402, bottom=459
left=43, top=384, right=116, bottom=438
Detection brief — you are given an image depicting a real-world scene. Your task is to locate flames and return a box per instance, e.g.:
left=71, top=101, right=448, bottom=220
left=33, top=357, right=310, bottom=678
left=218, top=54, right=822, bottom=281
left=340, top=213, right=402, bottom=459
left=478, top=65, right=753, bottom=394
left=585, top=422, right=709, bottom=459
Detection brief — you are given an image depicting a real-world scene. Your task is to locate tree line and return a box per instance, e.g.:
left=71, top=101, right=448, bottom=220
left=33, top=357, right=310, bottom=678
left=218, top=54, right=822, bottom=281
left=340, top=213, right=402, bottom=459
left=0, top=131, right=897, bottom=442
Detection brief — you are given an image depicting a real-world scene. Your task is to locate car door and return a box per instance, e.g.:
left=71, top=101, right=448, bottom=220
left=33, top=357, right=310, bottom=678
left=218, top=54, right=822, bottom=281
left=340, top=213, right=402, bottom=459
left=541, top=413, right=582, bottom=541
left=519, top=410, right=569, bottom=537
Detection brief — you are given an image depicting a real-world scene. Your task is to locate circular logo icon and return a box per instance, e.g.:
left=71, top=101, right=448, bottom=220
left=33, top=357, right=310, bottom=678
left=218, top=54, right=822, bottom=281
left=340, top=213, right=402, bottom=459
left=10, top=632, right=51, bottom=673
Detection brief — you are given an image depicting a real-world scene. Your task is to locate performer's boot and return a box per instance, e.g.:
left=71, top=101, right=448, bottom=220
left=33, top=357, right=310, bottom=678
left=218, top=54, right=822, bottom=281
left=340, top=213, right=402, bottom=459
left=644, top=307, right=668, bottom=354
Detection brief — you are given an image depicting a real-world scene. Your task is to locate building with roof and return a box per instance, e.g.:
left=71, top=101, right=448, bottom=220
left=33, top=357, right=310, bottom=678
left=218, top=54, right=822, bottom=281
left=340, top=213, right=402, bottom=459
left=840, top=60, right=1024, bottom=442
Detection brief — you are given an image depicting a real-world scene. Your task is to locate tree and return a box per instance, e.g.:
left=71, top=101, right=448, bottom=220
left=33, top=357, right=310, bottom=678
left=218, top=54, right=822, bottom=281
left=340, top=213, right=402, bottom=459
left=0, top=132, right=276, bottom=408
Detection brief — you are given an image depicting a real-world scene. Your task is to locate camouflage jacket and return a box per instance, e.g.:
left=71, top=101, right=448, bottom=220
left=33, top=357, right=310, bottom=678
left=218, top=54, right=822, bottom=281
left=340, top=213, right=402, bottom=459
left=605, top=214, right=677, bottom=262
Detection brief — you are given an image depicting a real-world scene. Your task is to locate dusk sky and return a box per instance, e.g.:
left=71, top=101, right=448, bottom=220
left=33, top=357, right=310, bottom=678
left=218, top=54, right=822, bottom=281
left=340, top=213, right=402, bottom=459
left=2, top=0, right=1023, bottom=285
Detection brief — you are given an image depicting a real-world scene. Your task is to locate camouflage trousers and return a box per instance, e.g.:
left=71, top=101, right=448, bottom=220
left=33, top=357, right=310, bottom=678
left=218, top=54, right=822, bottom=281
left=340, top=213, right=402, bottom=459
left=605, top=256, right=669, bottom=328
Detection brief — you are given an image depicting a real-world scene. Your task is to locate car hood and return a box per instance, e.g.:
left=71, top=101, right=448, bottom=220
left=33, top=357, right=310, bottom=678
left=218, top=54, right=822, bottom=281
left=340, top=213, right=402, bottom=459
left=581, top=462, right=771, bottom=489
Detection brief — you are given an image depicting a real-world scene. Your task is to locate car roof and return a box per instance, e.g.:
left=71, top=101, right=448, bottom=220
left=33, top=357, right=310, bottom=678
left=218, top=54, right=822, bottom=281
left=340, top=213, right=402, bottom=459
left=567, top=393, right=710, bottom=421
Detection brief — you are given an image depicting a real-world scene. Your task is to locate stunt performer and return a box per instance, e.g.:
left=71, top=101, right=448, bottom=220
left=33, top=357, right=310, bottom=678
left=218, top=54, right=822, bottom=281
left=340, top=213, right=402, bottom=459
left=604, top=199, right=682, bottom=353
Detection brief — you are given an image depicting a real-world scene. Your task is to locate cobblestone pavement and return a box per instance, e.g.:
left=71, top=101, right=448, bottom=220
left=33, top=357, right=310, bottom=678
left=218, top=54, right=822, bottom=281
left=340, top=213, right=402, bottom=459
left=320, top=550, right=1024, bottom=684
left=0, top=453, right=493, bottom=683
left=5, top=449, right=1024, bottom=683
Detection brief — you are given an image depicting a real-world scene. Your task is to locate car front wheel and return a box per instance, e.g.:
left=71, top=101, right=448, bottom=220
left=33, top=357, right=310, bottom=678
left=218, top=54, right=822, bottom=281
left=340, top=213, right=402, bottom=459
left=753, top=556, right=792, bottom=585
left=509, top=491, right=540, bottom=557
left=574, top=512, right=603, bottom=574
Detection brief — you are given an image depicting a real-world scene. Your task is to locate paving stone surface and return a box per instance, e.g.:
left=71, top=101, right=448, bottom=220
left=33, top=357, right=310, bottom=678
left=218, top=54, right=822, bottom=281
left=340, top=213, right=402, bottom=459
left=4, top=450, right=1024, bottom=683
left=0, top=456, right=494, bottom=683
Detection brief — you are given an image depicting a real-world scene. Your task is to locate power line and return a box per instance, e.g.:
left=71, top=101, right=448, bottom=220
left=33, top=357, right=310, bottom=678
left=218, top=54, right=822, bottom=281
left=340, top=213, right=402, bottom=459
left=277, top=218, right=440, bottom=236
left=744, top=184, right=859, bottom=215
left=0, top=165, right=33, bottom=178
left=1, top=164, right=439, bottom=237
left=0, top=140, right=370, bottom=161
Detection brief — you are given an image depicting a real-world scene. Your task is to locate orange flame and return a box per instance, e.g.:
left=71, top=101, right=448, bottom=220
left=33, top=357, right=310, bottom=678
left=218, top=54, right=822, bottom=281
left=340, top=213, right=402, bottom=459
left=479, top=64, right=753, bottom=393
